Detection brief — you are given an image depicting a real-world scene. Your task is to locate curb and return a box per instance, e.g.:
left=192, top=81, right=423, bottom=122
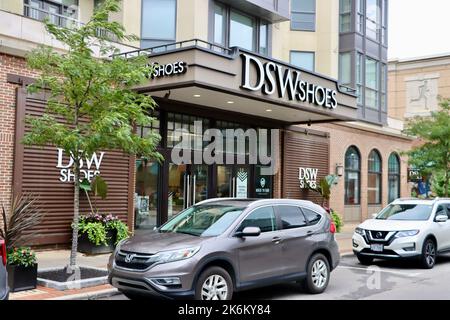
left=47, top=288, right=120, bottom=300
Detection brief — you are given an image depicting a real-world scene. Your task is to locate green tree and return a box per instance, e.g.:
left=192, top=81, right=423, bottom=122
left=22, top=0, right=161, bottom=272
left=403, top=98, right=450, bottom=197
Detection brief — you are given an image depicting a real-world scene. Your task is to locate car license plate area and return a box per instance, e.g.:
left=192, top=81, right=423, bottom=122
left=371, top=244, right=384, bottom=252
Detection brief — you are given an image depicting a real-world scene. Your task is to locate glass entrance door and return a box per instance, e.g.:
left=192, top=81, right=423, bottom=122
left=217, top=165, right=250, bottom=198
left=168, top=164, right=208, bottom=218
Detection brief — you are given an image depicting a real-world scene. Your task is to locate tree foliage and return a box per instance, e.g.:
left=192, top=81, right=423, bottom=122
left=22, top=0, right=161, bottom=269
left=403, top=98, right=450, bottom=197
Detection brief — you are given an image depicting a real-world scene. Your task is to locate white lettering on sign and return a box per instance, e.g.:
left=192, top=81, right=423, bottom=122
left=148, top=61, right=187, bottom=79
left=56, top=149, right=105, bottom=183
left=241, top=53, right=338, bottom=109
left=299, top=167, right=319, bottom=189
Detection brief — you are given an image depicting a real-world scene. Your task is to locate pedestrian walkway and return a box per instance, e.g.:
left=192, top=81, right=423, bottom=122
left=10, top=225, right=357, bottom=300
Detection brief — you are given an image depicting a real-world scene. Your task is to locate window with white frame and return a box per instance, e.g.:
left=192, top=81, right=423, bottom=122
left=365, top=56, right=379, bottom=109
left=366, top=0, right=381, bottom=41
left=291, top=0, right=316, bottom=31
left=339, top=0, right=352, bottom=33
left=339, top=52, right=352, bottom=86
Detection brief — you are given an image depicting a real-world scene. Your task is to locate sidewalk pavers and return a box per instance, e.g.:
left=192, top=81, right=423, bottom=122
left=10, top=284, right=117, bottom=300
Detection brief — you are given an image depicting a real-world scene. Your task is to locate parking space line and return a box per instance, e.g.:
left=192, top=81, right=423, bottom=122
left=337, top=265, right=422, bottom=277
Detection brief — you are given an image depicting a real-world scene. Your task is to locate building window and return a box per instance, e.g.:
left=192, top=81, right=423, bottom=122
left=365, top=56, right=379, bottom=109
left=141, top=0, right=177, bottom=48
left=388, top=153, right=401, bottom=202
left=368, top=149, right=382, bottom=204
left=357, top=0, right=364, bottom=33
left=381, top=0, right=388, bottom=45
left=167, top=113, right=210, bottom=149
left=356, top=52, right=363, bottom=104
left=345, top=146, right=361, bottom=205
left=339, top=0, right=352, bottom=33
left=339, top=52, right=352, bottom=86
left=230, top=10, right=256, bottom=51
left=366, top=0, right=381, bottom=41
left=213, top=2, right=269, bottom=55
left=290, top=51, right=315, bottom=72
left=291, top=0, right=316, bottom=31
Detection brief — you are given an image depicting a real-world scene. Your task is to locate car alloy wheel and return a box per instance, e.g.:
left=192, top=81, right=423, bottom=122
left=424, top=241, right=436, bottom=267
left=311, top=259, right=328, bottom=289
left=201, top=274, right=228, bottom=300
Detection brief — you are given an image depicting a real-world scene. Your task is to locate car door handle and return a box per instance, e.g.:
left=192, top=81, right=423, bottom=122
left=306, top=231, right=314, bottom=237
left=272, top=237, right=282, bottom=244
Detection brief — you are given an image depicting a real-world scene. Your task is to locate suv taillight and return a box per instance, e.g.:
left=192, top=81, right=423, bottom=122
left=0, top=240, right=6, bottom=266
left=330, top=222, right=336, bottom=234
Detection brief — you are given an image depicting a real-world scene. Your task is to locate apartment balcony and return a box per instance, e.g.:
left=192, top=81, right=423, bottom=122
left=23, top=3, right=119, bottom=43
left=0, top=8, right=135, bottom=58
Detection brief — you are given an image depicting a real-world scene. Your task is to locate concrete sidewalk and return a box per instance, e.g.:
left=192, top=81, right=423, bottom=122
left=10, top=225, right=357, bottom=300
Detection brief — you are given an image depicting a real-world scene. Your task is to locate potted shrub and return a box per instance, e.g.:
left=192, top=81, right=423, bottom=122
left=7, top=247, right=38, bottom=292
left=77, top=212, right=129, bottom=255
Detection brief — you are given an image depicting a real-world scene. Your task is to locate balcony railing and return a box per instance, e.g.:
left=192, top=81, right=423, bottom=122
left=23, top=4, right=118, bottom=42
left=114, top=39, right=235, bottom=59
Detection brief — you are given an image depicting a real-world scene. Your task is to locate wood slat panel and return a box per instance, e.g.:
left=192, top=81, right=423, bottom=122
left=282, top=131, right=330, bottom=206
left=15, top=92, right=133, bottom=246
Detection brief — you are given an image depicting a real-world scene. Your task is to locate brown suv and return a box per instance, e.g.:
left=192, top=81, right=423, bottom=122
left=108, top=199, right=340, bottom=300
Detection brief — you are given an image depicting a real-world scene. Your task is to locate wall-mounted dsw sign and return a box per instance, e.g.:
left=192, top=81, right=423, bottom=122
left=241, top=53, right=338, bottom=109
left=147, top=61, right=187, bottom=79
left=56, top=149, right=105, bottom=183
left=299, top=167, right=319, bottom=189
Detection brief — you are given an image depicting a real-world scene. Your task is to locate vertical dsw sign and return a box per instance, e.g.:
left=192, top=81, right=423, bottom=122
left=56, top=148, right=105, bottom=183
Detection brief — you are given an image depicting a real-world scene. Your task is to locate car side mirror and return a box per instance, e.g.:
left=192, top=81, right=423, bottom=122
left=435, top=215, right=448, bottom=223
left=235, top=227, right=261, bottom=238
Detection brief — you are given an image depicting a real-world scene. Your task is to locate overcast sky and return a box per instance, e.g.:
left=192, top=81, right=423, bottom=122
left=389, top=0, right=450, bottom=60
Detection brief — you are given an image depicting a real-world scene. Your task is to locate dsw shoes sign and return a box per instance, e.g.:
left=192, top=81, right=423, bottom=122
left=299, top=167, right=319, bottom=189
left=56, top=149, right=105, bottom=183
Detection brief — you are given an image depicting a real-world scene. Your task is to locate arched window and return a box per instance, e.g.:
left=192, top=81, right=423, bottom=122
left=388, top=153, right=401, bottom=202
left=368, top=149, right=382, bottom=204
left=345, top=146, right=361, bottom=205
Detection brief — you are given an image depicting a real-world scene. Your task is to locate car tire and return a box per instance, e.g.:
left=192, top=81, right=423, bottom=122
left=303, top=253, right=330, bottom=294
left=356, top=254, right=374, bottom=265
left=195, top=266, right=233, bottom=300
left=420, top=238, right=437, bottom=269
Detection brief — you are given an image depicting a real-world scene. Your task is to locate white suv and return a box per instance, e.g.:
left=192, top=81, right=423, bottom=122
left=352, top=198, right=450, bottom=269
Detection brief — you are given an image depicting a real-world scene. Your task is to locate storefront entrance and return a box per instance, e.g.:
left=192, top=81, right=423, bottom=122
left=133, top=108, right=275, bottom=231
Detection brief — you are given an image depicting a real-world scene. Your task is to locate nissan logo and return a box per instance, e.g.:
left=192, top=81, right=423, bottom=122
left=124, top=254, right=136, bottom=263
left=376, top=232, right=383, bottom=239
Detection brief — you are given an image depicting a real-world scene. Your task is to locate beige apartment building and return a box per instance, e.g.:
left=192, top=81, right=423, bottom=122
left=0, top=0, right=415, bottom=246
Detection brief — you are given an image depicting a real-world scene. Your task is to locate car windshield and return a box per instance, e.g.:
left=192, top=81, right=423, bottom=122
left=159, top=204, right=245, bottom=237
left=376, top=204, right=433, bottom=221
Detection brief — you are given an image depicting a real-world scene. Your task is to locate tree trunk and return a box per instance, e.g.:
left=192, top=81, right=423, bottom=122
left=68, top=160, right=80, bottom=270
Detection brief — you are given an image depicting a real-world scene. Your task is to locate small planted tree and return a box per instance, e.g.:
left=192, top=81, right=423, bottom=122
left=22, top=0, right=161, bottom=273
left=403, top=98, right=450, bottom=197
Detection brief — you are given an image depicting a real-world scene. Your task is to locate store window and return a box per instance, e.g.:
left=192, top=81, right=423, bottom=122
left=345, top=146, right=361, bottom=205
left=255, top=165, right=273, bottom=198
left=291, top=0, right=316, bottom=31
left=368, top=149, right=382, bottom=204
left=366, top=0, right=381, bottom=41
left=388, top=153, right=401, bottom=203
left=135, top=159, right=159, bottom=230
left=290, top=51, right=315, bottom=72
left=339, top=52, right=352, bottom=86
left=365, top=56, right=379, bottom=109
left=213, top=2, right=269, bottom=55
left=141, top=0, right=176, bottom=48
left=339, top=0, right=352, bottom=33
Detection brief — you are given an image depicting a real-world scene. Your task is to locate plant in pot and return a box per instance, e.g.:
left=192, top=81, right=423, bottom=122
left=76, top=176, right=130, bottom=254
left=77, top=212, right=129, bottom=255
left=0, top=194, right=44, bottom=292
left=6, top=247, right=38, bottom=292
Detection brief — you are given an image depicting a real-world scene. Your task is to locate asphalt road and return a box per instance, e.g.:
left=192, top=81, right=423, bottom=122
left=102, top=254, right=450, bottom=300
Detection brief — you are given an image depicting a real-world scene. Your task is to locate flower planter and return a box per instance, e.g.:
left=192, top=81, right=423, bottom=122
left=77, top=229, right=116, bottom=255
left=7, top=264, right=38, bottom=292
